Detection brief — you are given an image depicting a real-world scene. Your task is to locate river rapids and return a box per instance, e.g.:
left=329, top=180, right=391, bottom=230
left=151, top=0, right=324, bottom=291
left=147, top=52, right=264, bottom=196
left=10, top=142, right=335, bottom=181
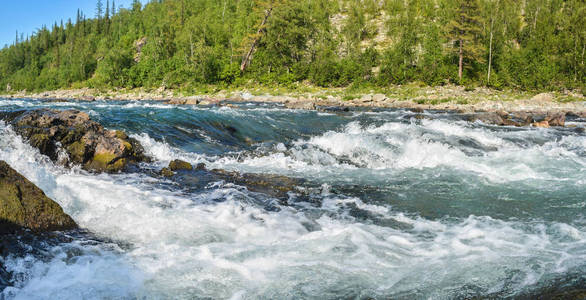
left=0, top=99, right=585, bottom=299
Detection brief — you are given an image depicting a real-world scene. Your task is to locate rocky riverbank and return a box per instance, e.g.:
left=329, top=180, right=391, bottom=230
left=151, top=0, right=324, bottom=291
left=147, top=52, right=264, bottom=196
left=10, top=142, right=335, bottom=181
left=1, top=86, right=584, bottom=115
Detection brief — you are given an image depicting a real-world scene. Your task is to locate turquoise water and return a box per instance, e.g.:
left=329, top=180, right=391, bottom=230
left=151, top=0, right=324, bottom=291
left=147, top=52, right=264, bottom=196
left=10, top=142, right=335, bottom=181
left=1, top=99, right=585, bottom=299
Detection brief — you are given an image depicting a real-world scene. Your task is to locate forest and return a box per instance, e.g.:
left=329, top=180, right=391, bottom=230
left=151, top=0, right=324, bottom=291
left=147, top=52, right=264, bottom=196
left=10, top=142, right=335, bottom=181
left=0, top=0, right=584, bottom=93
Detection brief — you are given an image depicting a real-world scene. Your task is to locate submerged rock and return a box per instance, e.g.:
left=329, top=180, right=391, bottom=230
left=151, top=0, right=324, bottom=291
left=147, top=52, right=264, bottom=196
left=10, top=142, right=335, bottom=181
left=1, top=109, right=147, bottom=173
left=160, top=161, right=306, bottom=200
left=0, top=160, right=77, bottom=234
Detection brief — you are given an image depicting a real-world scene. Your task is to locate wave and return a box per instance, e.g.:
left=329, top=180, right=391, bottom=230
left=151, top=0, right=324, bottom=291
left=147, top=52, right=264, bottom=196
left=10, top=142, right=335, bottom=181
left=1, top=108, right=585, bottom=299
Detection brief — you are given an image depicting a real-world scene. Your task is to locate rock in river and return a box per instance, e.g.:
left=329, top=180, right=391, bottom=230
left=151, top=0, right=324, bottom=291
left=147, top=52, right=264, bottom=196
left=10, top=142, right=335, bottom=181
left=1, top=109, right=147, bottom=173
left=0, top=160, right=77, bottom=234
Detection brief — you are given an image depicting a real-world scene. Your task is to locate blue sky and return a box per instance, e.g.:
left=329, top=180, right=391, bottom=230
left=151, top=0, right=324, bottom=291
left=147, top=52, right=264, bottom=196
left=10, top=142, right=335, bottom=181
left=0, top=0, right=138, bottom=48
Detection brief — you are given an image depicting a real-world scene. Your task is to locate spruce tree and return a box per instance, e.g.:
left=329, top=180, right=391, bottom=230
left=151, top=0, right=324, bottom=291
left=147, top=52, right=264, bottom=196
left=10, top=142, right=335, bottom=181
left=96, top=0, right=104, bottom=19
left=446, top=0, right=485, bottom=83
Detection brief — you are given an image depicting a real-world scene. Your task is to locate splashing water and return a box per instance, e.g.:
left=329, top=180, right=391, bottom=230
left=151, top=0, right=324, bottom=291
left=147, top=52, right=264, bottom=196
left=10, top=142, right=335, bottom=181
left=1, top=99, right=585, bottom=299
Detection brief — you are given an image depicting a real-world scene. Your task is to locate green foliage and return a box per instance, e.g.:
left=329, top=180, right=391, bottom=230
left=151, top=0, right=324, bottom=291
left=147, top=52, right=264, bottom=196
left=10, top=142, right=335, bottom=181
left=0, top=0, right=583, bottom=93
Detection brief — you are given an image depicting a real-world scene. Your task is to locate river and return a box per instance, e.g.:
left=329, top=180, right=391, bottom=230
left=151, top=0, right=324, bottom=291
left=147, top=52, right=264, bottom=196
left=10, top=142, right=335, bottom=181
left=1, top=99, right=585, bottom=299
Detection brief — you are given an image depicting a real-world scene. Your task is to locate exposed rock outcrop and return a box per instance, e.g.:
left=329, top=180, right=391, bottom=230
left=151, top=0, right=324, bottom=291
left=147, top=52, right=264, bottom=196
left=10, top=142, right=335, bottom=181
left=469, top=111, right=566, bottom=127
left=0, top=161, right=77, bottom=234
left=1, top=109, right=147, bottom=173
left=169, top=159, right=193, bottom=171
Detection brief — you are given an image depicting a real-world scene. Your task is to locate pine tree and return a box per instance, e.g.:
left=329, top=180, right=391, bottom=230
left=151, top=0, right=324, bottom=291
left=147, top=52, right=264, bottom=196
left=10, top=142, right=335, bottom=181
left=446, top=0, right=485, bottom=83
left=96, top=0, right=104, bottom=19
left=106, top=0, right=110, bottom=20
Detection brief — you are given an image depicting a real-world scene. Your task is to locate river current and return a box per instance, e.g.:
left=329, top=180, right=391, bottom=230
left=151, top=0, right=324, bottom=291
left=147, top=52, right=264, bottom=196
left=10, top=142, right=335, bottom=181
left=0, top=99, right=585, bottom=299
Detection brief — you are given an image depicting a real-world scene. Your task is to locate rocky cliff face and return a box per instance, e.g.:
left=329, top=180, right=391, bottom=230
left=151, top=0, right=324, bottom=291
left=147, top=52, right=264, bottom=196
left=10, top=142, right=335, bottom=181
left=1, top=109, right=147, bottom=173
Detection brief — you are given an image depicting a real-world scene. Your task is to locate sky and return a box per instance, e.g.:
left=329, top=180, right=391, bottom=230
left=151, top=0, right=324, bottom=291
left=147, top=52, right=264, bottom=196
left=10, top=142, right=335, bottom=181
left=0, top=0, right=139, bottom=48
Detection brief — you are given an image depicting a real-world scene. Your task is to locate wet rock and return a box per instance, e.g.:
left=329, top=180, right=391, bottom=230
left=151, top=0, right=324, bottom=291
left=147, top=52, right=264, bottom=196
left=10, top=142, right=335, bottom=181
left=212, top=169, right=306, bottom=199
left=545, top=112, right=566, bottom=127
left=169, top=159, right=193, bottom=171
left=469, top=112, right=527, bottom=127
left=510, top=111, right=534, bottom=126
left=162, top=163, right=307, bottom=200
left=160, top=167, right=174, bottom=177
left=468, top=111, right=568, bottom=127
left=0, top=263, right=9, bottom=291
left=0, top=160, right=77, bottom=234
left=1, top=109, right=147, bottom=173
left=469, top=112, right=505, bottom=125
left=46, top=98, right=70, bottom=103
left=532, top=120, right=550, bottom=128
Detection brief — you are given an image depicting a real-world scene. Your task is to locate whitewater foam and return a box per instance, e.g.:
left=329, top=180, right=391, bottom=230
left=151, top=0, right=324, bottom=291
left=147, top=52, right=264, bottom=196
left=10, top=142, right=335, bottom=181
left=1, top=104, right=585, bottom=299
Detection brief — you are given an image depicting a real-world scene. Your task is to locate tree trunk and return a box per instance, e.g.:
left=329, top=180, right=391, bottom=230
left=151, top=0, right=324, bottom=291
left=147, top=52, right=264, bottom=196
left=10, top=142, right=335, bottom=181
left=488, top=17, right=494, bottom=85
left=458, top=38, right=463, bottom=82
left=240, top=7, right=273, bottom=72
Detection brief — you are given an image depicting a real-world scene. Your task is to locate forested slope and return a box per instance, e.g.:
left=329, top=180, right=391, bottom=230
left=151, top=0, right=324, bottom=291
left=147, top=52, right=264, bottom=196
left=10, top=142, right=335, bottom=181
left=0, top=0, right=584, bottom=93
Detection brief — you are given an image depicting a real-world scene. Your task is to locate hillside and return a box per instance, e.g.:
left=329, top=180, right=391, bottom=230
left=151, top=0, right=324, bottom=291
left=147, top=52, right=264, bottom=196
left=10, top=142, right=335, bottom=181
left=0, top=0, right=584, bottom=94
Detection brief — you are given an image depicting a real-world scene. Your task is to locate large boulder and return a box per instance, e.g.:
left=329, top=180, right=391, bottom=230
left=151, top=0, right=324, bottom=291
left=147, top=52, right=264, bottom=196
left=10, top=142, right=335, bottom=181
left=2, top=109, right=147, bottom=173
left=0, top=160, right=77, bottom=234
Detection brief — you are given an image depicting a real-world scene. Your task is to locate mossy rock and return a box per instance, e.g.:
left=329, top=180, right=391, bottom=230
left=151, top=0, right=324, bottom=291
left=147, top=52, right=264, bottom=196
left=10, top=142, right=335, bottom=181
left=122, top=141, right=133, bottom=153
left=66, top=141, right=87, bottom=164
left=29, top=134, right=52, bottom=155
left=160, top=167, right=174, bottom=177
left=169, top=159, right=193, bottom=171
left=0, top=160, right=77, bottom=234
left=115, top=130, right=129, bottom=140
left=3, top=109, right=148, bottom=174
left=107, top=158, right=128, bottom=173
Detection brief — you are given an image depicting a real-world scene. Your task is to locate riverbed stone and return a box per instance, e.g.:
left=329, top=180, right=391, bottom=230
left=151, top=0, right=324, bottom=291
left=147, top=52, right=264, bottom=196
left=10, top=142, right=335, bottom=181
left=169, top=159, right=193, bottom=171
left=1, top=109, right=147, bottom=173
left=160, top=167, right=174, bottom=177
left=545, top=112, right=566, bottom=127
left=0, top=161, right=77, bottom=234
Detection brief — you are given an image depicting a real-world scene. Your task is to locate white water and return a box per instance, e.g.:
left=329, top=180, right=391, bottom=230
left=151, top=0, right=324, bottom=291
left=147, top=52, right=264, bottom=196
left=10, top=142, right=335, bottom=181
left=1, top=112, right=585, bottom=299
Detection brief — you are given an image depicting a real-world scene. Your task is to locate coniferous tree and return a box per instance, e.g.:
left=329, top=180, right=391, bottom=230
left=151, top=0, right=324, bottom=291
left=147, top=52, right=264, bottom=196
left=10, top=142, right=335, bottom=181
left=96, top=0, right=104, bottom=19
left=446, top=0, right=485, bottom=82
